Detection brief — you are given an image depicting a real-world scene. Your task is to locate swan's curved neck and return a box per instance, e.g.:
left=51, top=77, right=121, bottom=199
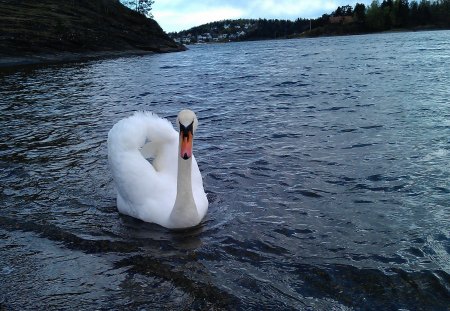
left=168, top=141, right=199, bottom=228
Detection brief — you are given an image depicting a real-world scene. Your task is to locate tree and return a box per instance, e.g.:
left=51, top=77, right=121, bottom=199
left=381, top=0, right=394, bottom=9
left=366, top=0, right=385, bottom=30
left=353, top=3, right=366, bottom=22
left=433, top=0, right=450, bottom=26
left=333, top=5, right=353, bottom=16
left=393, top=0, right=410, bottom=27
left=122, top=0, right=154, bottom=18
left=417, top=0, right=431, bottom=24
left=410, top=0, right=420, bottom=25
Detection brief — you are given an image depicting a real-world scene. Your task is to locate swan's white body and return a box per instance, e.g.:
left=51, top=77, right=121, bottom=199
left=107, top=111, right=208, bottom=229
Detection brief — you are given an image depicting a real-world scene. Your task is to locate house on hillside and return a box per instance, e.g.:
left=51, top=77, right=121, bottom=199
left=197, top=33, right=213, bottom=43
left=329, top=15, right=354, bottom=24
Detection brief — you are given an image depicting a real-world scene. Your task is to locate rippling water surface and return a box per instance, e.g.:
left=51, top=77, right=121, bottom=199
left=1, top=31, right=449, bottom=310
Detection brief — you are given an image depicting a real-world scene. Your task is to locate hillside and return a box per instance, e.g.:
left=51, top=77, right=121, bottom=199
left=0, top=0, right=184, bottom=67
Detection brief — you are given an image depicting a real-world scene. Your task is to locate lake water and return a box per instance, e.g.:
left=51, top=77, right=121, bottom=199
left=1, top=31, right=449, bottom=310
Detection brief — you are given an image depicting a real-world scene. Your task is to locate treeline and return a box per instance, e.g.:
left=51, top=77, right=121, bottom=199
left=362, top=0, right=450, bottom=31
left=245, top=18, right=310, bottom=39
left=248, top=0, right=450, bottom=38
left=173, top=0, right=449, bottom=42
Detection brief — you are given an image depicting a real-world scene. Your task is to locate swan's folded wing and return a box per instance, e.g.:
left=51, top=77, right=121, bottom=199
left=107, top=111, right=178, bottom=204
left=108, top=111, right=177, bottom=154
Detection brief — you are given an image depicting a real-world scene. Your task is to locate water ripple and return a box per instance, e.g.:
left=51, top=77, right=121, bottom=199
left=1, top=31, right=450, bottom=310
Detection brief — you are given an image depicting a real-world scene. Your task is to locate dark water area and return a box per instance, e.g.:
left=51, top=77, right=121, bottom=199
left=1, top=31, right=449, bottom=310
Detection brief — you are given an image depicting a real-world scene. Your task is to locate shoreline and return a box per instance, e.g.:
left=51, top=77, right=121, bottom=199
left=0, top=50, right=160, bottom=69
left=0, top=0, right=186, bottom=70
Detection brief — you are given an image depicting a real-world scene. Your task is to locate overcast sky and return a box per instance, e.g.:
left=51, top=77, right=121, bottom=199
left=152, top=0, right=373, bottom=32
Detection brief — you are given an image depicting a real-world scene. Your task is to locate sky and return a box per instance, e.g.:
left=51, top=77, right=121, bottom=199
left=152, top=0, right=373, bottom=33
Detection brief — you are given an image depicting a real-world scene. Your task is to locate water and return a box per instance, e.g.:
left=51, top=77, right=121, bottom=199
left=1, top=31, right=449, bottom=310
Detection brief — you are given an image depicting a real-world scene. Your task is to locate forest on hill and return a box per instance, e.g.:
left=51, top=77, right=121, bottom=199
left=170, top=0, right=450, bottom=43
left=0, top=0, right=181, bottom=59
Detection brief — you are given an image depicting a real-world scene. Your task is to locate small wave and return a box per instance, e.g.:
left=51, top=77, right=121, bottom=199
left=353, top=199, right=373, bottom=204
left=434, top=186, right=450, bottom=194
left=274, top=81, right=310, bottom=87
left=138, top=91, right=152, bottom=97
left=366, top=174, right=402, bottom=182
left=270, top=93, right=296, bottom=98
left=274, top=228, right=315, bottom=237
left=159, top=65, right=181, bottom=69
left=115, top=254, right=241, bottom=309
left=423, top=149, right=449, bottom=161
left=236, top=74, right=258, bottom=79
left=0, top=216, right=141, bottom=253
left=320, top=106, right=349, bottom=111
left=340, top=128, right=357, bottom=133
left=299, top=189, right=323, bottom=198
left=271, top=133, right=300, bottom=139
left=406, top=247, right=425, bottom=257
left=360, top=125, right=383, bottom=129
left=342, top=143, right=374, bottom=149
left=352, top=183, right=407, bottom=192
left=355, top=103, right=375, bottom=107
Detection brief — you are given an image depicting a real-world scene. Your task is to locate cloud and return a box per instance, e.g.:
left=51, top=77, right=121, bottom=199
left=153, top=0, right=372, bottom=32
left=154, top=6, right=244, bottom=32
left=246, top=0, right=361, bottom=19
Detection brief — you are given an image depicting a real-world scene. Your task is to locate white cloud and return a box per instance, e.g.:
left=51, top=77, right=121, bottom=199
left=153, top=4, right=244, bottom=32
left=153, top=0, right=372, bottom=32
left=247, top=0, right=359, bottom=18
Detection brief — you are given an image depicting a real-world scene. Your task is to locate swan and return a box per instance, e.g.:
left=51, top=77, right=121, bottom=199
left=107, top=110, right=208, bottom=229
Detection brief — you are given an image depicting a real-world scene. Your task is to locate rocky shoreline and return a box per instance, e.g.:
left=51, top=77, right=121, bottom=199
left=0, top=0, right=184, bottom=69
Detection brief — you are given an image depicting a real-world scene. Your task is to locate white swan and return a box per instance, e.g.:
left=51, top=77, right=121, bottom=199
left=107, top=110, right=208, bottom=229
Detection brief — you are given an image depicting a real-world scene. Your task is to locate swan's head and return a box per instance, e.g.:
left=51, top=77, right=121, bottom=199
left=177, top=109, right=198, bottom=160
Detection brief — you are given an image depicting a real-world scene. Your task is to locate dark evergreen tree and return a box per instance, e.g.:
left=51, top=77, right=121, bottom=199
left=366, top=0, right=385, bottom=31
left=417, top=0, right=432, bottom=24
left=354, top=3, right=367, bottom=22
left=393, top=0, right=410, bottom=27
left=410, top=0, right=420, bottom=25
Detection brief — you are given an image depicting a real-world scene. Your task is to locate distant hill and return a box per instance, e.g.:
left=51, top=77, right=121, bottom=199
left=170, top=1, right=450, bottom=44
left=0, top=0, right=184, bottom=65
left=169, top=18, right=312, bottom=44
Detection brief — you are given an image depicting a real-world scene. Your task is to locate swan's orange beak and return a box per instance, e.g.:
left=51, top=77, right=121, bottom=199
left=180, top=130, right=193, bottom=160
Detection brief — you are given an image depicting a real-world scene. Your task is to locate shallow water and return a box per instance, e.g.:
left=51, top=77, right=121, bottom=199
left=1, top=30, right=449, bottom=310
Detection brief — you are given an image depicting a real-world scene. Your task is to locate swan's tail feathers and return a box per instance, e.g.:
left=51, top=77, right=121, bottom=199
left=108, top=111, right=178, bottom=154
